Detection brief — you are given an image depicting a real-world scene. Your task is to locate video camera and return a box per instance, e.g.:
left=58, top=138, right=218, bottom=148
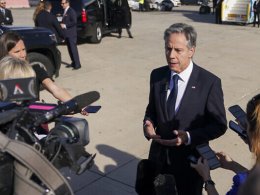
left=0, top=77, right=100, bottom=175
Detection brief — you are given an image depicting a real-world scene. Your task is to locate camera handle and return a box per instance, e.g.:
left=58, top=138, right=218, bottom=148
left=76, top=153, right=96, bottom=175
left=0, top=132, right=74, bottom=195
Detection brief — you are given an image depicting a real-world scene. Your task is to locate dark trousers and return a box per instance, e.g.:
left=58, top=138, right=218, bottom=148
left=65, top=36, right=81, bottom=68
left=118, top=28, right=133, bottom=38
left=160, top=163, right=204, bottom=195
left=139, top=3, right=144, bottom=11
left=253, top=12, right=260, bottom=27
left=215, top=7, right=222, bottom=24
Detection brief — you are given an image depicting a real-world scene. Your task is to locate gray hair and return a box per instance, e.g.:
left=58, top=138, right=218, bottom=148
left=164, top=23, right=197, bottom=49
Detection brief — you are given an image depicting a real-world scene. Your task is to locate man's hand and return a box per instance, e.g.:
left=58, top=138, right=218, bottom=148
left=60, top=23, right=66, bottom=29
left=143, top=120, right=161, bottom=139
left=155, top=130, right=188, bottom=146
left=80, top=107, right=89, bottom=116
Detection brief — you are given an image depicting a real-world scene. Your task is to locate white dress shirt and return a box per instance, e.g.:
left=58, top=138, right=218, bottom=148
left=167, top=61, right=193, bottom=144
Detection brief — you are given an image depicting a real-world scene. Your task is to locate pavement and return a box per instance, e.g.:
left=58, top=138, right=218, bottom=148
left=12, top=6, right=260, bottom=195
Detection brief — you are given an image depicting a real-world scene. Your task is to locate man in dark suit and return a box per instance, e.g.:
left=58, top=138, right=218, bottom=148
left=35, top=1, right=64, bottom=44
left=0, top=0, right=13, bottom=25
left=143, top=23, right=227, bottom=195
left=60, top=0, right=81, bottom=70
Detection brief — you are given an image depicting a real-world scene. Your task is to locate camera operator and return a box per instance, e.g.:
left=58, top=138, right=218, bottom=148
left=0, top=31, right=72, bottom=102
left=190, top=94, right=260, bottom=195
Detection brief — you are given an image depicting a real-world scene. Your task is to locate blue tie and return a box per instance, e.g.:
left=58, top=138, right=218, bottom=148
left=167, top=74, right=179, bottom=119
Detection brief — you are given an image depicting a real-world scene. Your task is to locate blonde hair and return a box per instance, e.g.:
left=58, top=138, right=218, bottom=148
left=0, top=56, right=35, bottom=80
left=33, top=1, right=45, bottom=22
left=247, top=95, right=260, bottom=164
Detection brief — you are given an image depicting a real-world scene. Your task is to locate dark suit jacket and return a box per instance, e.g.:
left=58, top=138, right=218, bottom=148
left=144, top=64, right=227, bottom=186
left=0, top=8, right=13, bottom=25
left=35, top=10, right=64, bottom=43
left=62, top=7, right=77, bottom=39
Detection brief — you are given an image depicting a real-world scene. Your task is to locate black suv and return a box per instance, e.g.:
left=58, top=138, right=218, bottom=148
left=0, top=25, right=61, bottom=78
left=50, top=0, right=131, bottom=43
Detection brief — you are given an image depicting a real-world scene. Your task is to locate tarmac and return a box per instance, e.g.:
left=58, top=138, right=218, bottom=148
left=11, top=5, right=260, bottom=195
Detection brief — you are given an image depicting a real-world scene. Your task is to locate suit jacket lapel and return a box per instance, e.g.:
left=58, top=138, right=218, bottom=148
left=159, top=70, right=171, bottom=121
left=175, top=64, right=200, bottom=117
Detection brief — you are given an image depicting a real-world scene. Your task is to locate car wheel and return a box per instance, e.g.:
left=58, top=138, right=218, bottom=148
left=90, top=23, right=102, bottom=43
left=27, top=52, right=54, bottom=78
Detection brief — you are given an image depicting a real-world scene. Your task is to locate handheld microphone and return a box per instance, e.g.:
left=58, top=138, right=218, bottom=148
left=33, top=91, right=100, bottom=126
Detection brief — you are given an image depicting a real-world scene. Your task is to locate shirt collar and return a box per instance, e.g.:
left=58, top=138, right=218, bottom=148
left=171, top=61, right=193, bottom=83
left=64, top=6, right=69, bottom=14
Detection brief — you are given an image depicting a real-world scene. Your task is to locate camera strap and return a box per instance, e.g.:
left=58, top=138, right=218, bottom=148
left=0, top=132, right=74, bottom=195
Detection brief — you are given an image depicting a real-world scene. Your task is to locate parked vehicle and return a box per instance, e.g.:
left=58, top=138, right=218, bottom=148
left=148, top=0, right=181, bottom=11
left=50, top=0, right=132, bottom=43
left=0, top=25, right=61, bottom=78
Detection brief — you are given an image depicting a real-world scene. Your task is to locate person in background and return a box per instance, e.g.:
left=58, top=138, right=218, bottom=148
left=33, top=0, right=45, bottom=25
left=35, top=1, right=64, bottom=44
left=0, top=31, right=72, bottom=102
left=191, top=94, right=260, bottom=195
left=215, top=0, right=223, bottom=24
left=253, top=0, right=260, bottom=28
left=60, top=0, right=81, bottom=70
left=0, top=0, right=13, bottom=25
left=116, top=0, right=133, bottom=39
left=139, top=0, right=144, bottom=11
left=143, top=23, right=227, bottom=195
left=212, top=0, right=217, bottom=14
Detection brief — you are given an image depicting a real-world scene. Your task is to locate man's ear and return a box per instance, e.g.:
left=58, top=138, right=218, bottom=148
left=189, top=47, right=195, bottom=58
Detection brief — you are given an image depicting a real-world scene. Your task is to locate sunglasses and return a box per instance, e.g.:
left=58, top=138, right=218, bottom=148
left=0, top=2, right=6, bottom=4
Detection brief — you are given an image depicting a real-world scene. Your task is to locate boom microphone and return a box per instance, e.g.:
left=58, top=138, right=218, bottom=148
left=33, top=91, right=100, bottom=126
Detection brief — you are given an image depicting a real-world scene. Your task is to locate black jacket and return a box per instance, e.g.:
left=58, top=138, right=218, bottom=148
left=0, top=8, right=13, bottom=25
left=35, top=10, right=64, bottom=43
left=144, top=64, right=227, bottom=194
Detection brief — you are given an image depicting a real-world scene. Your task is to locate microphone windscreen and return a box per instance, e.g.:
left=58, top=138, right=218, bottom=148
left=74, top=91, right=100, bottom=109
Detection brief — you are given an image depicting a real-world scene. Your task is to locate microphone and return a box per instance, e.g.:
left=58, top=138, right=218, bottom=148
left=33, top=91, right=100, bottom=126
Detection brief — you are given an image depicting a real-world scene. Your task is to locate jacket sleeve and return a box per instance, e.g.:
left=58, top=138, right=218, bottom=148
left=189, top=78, right=227, bottom=145
left=144, top=70, right=158, bottom=128
left=65, top=9, right=77, bottom=29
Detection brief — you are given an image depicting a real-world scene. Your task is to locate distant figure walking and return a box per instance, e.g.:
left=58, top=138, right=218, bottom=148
left=116, top=0, right=133, bottom=38
left=0, top=0, right=13, bottom=25
left=253, top=0, right=260, bottom=27
left=35, top=1, right=64, bottom=43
